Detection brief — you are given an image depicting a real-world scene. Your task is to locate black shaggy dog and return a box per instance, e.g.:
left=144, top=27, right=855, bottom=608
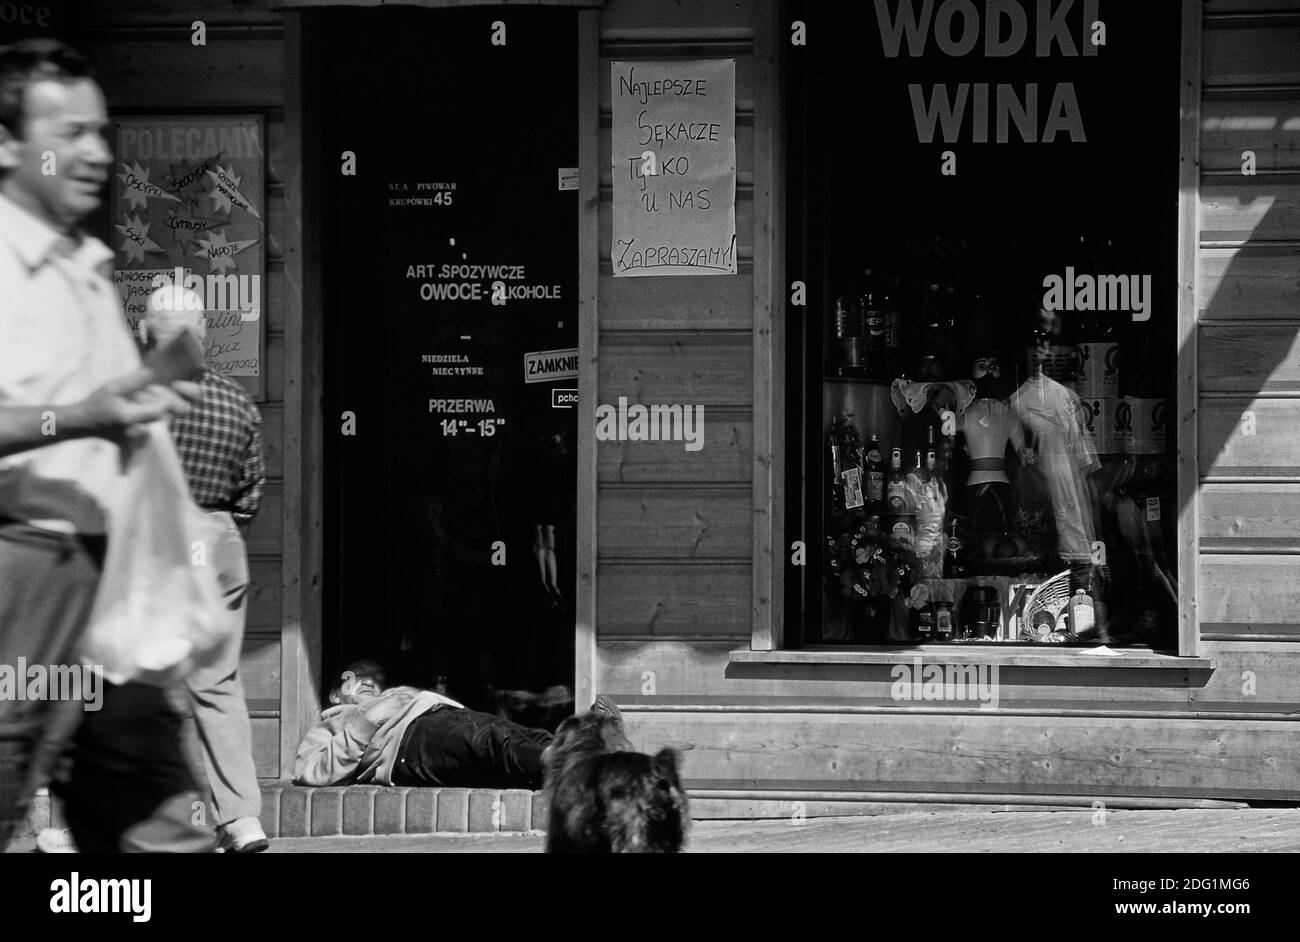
left=542, top=710, right=689, bottom=853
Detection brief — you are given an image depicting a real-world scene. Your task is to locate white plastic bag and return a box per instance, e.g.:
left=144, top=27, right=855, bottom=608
left=80, top=422, right=230, bottom=686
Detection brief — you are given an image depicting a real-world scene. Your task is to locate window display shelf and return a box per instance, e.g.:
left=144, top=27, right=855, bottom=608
left=823, top=375, right=893, bottom=385
left=731, top=647, right=1215, bottom=671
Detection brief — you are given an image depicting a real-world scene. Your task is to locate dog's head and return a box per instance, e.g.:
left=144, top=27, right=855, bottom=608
left=597, top=747, right=690, bottom=853
left=543, top=711, right=634, bottom=779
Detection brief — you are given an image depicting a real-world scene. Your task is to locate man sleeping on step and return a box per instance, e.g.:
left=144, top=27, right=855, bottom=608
left=294, top=661, right=619, bottom=791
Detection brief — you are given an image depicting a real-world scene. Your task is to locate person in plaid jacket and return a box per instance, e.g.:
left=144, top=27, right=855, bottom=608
left=147, top=286, right=268, bottom=852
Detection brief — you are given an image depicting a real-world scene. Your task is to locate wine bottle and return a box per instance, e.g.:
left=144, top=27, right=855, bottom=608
left=916, top=449, right=946, bottom=577
left=864, top=434, right=885, bottom=508
left=886, top=447, right=907, bottom=514
left=826, top=417, right=845, bottom=519
left=840, top=415, right=865, bottom=514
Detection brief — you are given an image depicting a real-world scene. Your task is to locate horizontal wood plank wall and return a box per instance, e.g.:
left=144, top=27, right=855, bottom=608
left=1198, top=0, right=1300, bottom=688
left=84, top=3, right=288, bottom=777
left=623, top=710, right=1300, bottom=800
left=583, top=1, right=1300, bottom=805
left=595, top=0, right=758, bottom=666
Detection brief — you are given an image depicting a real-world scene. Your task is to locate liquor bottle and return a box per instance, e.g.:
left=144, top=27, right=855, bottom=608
left=864, top=434, right=885, bottom=509
left=886, top=447, right=907, bottom=513
left=916, top=600, right=935, bottom=640
left=944, top=518, right=966, bottom=578
left=935, top=601, right=955, bottom=642
left=839, top=415, right=866, bottom=515
left=831, top=296, right=852, bottom=376
left=906, top=449, right=926, bottom=513
left=1067, top=589, right=1095, bottom=636
left=885, top=276, right=907, bottom=377
left=916, top=449, right=946, bottom=577
left=826, top=416, right=846, bottom=520
left=860, top=268, right=887, bottom=380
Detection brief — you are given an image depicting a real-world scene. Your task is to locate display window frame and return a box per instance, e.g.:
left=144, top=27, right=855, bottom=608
left=766, top=0, right=1205, bottom=662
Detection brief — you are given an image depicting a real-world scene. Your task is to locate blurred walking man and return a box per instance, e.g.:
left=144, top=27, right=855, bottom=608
left=0, top=39, right=213, bottom=852
left=147, top=287, right=268, bottom=853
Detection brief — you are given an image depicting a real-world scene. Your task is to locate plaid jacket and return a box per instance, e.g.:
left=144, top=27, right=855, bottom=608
left=171, top=369, right=265, bottom=524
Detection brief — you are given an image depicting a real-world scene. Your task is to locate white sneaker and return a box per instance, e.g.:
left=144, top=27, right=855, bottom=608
left=36, top=827, right=77, bottom=854
left=219, top=816, right=269, bottom=853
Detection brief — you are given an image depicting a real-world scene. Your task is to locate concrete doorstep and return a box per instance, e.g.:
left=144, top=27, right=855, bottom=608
left=14, top=782, right=550, bottom=843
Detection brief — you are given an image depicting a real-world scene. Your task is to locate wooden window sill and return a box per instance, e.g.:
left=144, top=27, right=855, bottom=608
left=731, top=646, right=1216, bottom=670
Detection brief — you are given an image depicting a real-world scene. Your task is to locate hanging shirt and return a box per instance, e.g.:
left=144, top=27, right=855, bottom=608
left=1011, top=374, right=1099, bottom=561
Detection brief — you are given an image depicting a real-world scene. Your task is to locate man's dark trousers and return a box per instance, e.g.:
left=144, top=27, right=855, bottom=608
left=0, top=520, right=214, bottom=852
left=392, top=707, right=554, bottom=790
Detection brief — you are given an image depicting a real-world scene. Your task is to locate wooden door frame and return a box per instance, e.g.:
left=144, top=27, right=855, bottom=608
left=280, top=11, right=324, bottom=776
left=1177, top=0, right=1202, bottom=658
left=751, top=0, right=786, bottom=651
left=574, top=7, right=600, bottom=713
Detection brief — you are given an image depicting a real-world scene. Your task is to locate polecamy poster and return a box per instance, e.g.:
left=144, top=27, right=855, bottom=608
left=611, top=59, right=737, bottom=277
left=110, top=116, right=264, bottom=379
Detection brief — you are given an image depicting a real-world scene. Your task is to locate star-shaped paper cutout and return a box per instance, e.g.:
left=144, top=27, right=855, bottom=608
left=117, top=161, right=180, bottom=211
left=114, top=213, right=163, bottom=264
left=194, top=229, right=258, bottom=274
left=166, top=153, right=224, bottom=212
left=206, top=164, right=260, bottom=219
left=164, top=209, right=227, bottom=256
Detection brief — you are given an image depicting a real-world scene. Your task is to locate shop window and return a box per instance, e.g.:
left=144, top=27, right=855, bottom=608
left=785, top=1, right=1182, bottom=649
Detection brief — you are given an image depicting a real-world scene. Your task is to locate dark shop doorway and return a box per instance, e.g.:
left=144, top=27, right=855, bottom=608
left=313, top=7, right=579, bottom=715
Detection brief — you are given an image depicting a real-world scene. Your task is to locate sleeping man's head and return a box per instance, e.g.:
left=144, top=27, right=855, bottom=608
left=329, top=659, right=387, bottom=706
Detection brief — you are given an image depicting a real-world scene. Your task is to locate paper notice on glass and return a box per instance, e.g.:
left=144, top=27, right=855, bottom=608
left=202, top=310, right=261, bottom=378
left=113, top=268, right=183, bottom=341
left=611, top=59, right=737, bottom=277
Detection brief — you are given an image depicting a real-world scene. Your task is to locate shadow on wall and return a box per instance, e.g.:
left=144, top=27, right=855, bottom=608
left=1191, top=99, right=1300, bottom=494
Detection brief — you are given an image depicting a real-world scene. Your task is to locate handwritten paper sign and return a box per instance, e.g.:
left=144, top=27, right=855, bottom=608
left=611, top=59, right=736, bottom=277
left=110, top=116, right=264, bottom=381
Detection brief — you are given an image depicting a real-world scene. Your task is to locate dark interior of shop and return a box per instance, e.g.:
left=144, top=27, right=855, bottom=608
left=315, top=8, right=578, bottom=711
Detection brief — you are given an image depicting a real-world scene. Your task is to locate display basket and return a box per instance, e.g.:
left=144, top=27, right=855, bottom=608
left=1018, top=569, right=1077, bottom=642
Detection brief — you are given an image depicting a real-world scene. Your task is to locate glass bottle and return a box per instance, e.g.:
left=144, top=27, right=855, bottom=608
left=864, top=434, right=885, bottom=509
left=935, top=600, right=955, bottom=642
left=944, top=518, right=965, bottom=578
left=886, top=446, right=907, bottom=514
left=826, top=416, right=845, bottom=520
left=906, top=449, right=926, bottom=514
left=916, top=600, right=935, bottom=641
left=861, top=268, right=887, bottom=379
left=839, top=414, right=866, bottom=516
left=885, top=275, right=907, bottom=377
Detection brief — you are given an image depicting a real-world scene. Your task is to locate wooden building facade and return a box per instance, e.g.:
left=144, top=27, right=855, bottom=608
left=67, top=0, right=1300, bottom=805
